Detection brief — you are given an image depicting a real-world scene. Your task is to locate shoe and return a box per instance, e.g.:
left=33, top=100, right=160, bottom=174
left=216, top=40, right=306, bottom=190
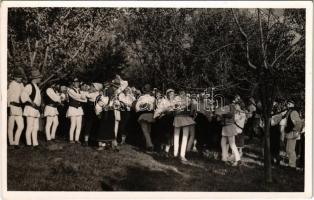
left=97, top=146, right=104, bottom=151
left=113, top=146, right=120, bottom=152
left=69, top=141, right=75, bottom=144
left=82, top=141, right=88, bottom=147
left=146, top=146, right=154, bottom=152
left=180, top=157, right=188, bottom=162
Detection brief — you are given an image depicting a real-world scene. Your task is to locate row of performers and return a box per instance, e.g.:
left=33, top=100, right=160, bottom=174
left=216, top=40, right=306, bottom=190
left=8, top=70, right=248, bottom=164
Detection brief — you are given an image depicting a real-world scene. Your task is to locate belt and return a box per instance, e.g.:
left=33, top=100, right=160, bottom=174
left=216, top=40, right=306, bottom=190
left=47, top=103, right=58, bottom=108
left=25, top=102, right=40, bottom=111
left=10, top=102, right=22, bottom=107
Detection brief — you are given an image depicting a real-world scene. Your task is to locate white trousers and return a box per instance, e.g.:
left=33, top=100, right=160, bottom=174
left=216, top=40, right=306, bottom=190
left=25, top=117, right=39, bottom=146
left=221, top=136, right=240, bottom=162
left=174, top=126, right=190, bottom=158
left=69, top=116, right=82, bottom=141
left=45, top=116, right=59, bottom=141
left=8, top=116, right=24, bottom=145
left=186, top=125, right=195, bottom=152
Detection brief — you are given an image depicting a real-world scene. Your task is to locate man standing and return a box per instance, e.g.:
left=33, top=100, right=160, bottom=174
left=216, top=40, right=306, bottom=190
left=7, top=71, right=25, bottom=149
left=280, top=100, right=302, bottom=169
left=44, top=83, right=62, bottom=143
left=21, top=69, right=43, bottom=148
left=67, top=78, right=86, bottom=144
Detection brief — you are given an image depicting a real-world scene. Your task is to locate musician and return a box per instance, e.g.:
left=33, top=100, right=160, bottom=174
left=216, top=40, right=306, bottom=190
left=66, top=78, right=87, bottom=144
left=43, top=83, right=62, bottom=143
left=21, top=69, right=43, bottom=148
left=135, top=84, right=156, bottom=152
left=7, top=71, right=25, bottom=148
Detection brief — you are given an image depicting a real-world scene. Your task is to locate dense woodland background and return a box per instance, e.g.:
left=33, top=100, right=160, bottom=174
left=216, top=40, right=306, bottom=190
left=8, top=8, right=305, bottom=104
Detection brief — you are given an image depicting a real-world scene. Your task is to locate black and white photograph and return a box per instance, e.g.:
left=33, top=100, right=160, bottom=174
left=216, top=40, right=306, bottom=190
left=0, top=1, right=312, bottom=198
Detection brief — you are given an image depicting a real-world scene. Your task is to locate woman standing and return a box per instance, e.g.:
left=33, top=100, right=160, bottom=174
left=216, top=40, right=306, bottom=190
left=66, top=78, right=87, bottom=144
left=172, top=90, right=196, bottom=162
left=95, top=86, right=120, bottom=151
left=135, top=84, right=156, bottom=152
left=154, top=89, right=176, bottom=156
left=219, top=96, right=241, bottom=166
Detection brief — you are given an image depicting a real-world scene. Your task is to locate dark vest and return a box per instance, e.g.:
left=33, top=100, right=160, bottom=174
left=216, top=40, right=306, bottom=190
left=68, top=88, right=81, bottom=108
left=24, top=83, right=40, bottom=110
left=285, top=109, right=296, bottom=133
left=44, top=88, right=58, bottom=107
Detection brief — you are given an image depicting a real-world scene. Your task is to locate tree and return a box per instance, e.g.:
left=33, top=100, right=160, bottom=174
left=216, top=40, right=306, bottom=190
left=231, top=8, right=305, bottom=184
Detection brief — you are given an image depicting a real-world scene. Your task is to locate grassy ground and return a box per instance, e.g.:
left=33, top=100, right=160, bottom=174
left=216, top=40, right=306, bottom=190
left=7, top=137, right=304, bottom=191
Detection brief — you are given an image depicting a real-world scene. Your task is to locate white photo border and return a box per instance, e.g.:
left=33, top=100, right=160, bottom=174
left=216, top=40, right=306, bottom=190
left=0, top=1, right=312, bottom=199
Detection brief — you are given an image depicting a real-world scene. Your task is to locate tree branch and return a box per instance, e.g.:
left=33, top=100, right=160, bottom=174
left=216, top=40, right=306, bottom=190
left=271, top=36, right=304, bottom=67
left=231, top=9, right=257, bottom=70
left=258, top=9, right=268, bottom=69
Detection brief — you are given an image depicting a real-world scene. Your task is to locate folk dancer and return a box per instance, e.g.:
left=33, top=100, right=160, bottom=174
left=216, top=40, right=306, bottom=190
left=21, top=69, right=43, bottom=148
left=280, top=100, right=302, bottom=169
left=153, top=89, right=176, bottom=156
left=172, top=90, right=196, bottom=162
left=135, top=84, right=156, bottom=152
left=82, top=83, right=102, bottom=146
left=43, top=83, right=62, bottom=143
left=218, top=96, right=241, bottom=166
left=66, top=78, right=87, bottom=144
left=118, top=87, right=136, bottom=144
left=95, top=86, right=120, bottom=151
left=7, top=71, right=25, bottom=148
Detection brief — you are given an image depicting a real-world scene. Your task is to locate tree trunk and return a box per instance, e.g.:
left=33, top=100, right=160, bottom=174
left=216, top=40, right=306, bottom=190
left=263, top=114, right=272, bottom=184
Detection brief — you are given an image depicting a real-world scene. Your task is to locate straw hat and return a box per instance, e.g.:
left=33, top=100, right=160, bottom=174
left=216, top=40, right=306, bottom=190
left=31, top=69, right=43, bottom=79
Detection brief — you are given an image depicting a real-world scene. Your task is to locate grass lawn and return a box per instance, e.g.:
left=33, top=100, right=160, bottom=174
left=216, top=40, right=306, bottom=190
left=7, top=138, right=304, bottom=191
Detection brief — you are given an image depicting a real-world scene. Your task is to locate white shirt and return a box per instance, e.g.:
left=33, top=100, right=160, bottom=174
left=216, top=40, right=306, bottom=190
left=21, top=82, right=41, bottom=106
left=86, top=91, right=100, bottom=102
left=46, top=88, right=61, bottom=103
left=115, top=80, right=128, bottom=95
left=153, top=97, right=176, bottom=118
left=135, top=94, right=155, bottom=112
left=118, top=93, right=135, bottom=110
left=67, top=87, right=86, bottom=102
left=7, top=80, right=24, bottom=106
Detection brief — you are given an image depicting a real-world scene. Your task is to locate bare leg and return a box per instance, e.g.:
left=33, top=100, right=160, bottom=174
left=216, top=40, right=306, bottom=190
left=173, top=127, right=180, bottom=157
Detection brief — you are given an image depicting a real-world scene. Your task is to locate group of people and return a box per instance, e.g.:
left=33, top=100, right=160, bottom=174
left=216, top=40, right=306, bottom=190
left=7, top=69, right=305, bottom=168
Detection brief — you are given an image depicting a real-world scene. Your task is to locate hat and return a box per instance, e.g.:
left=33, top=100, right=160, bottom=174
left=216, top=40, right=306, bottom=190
left=73, top=77, right=79, bottom=82
left=142, top=84, right=151, bottom=93
left=287, top=99, right=295, bottom=105
left=31, top=69, right=43, bottom=79
left=92, top=83, right=103, bottom=91
left=249, top=97, right=255, bottom=104
left=166, top=89, right=175, bottom=95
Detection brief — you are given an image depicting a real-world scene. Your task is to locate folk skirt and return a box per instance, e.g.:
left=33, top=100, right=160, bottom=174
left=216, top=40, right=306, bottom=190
left=155, top=113, right=174, bottom=145
left=96, top=110, right=115, bottom=142
left=173, top=115, right=195, bottom=128
left=137, top=111, right=155, bottom=123
left=221, top=124, right=238, bottom=137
